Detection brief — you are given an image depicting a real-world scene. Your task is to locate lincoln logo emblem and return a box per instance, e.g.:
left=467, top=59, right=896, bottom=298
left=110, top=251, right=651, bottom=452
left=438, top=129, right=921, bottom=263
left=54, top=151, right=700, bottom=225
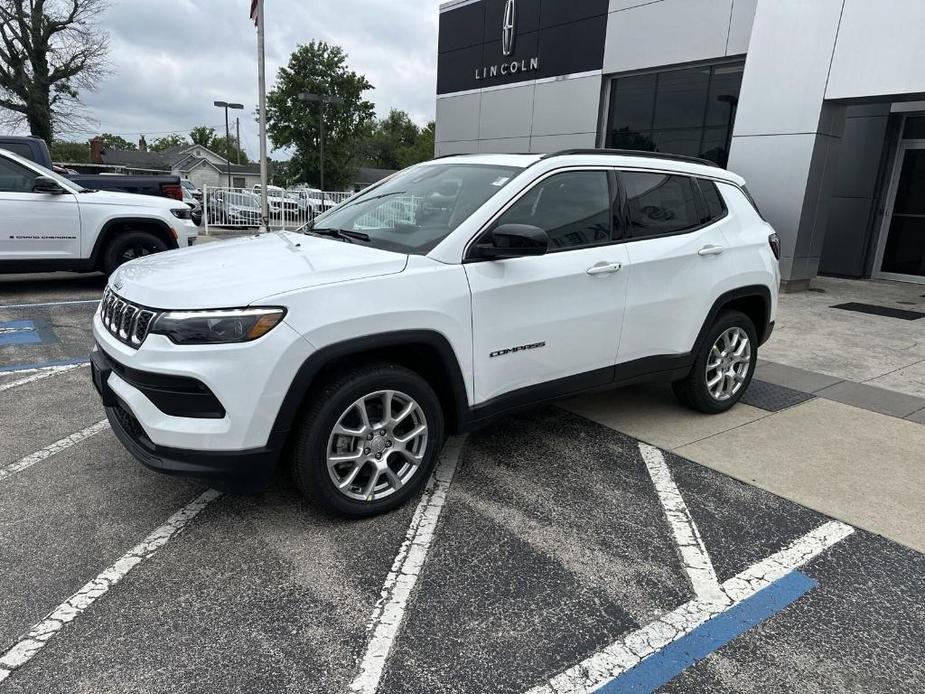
left=502, top=0, right=516, bottom=56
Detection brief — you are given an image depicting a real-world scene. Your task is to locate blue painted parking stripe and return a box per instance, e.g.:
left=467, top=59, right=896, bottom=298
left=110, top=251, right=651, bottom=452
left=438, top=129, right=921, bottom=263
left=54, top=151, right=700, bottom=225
left=0, top=320, right=41, bottom=345
left=598, top=571, right=817, bottom=694
left=0, top=299, right=101, bottom=309
left=0, top=357, right=91, bottom=373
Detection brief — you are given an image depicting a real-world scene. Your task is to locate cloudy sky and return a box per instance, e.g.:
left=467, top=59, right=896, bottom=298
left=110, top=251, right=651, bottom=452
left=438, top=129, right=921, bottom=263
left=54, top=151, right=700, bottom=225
left=56, top=0, right=441, bottom=156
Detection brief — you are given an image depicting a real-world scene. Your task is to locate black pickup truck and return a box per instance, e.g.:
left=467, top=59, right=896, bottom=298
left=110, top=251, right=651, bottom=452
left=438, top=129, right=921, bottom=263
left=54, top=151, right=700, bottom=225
left=0, top=135, right=184, bottom=201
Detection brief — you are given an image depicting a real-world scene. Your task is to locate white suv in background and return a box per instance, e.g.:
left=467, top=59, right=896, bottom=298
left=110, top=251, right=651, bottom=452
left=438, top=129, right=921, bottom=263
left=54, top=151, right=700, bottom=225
left=0, top=148, right=198, bottom=275
left=91, top=150, right=780, bottom=517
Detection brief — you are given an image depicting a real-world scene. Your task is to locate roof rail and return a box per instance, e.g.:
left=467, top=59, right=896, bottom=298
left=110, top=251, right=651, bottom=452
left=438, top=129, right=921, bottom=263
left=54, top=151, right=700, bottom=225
left=540, top=148, right=721, bottom=168
left=431, top=151, right=538, bottom=160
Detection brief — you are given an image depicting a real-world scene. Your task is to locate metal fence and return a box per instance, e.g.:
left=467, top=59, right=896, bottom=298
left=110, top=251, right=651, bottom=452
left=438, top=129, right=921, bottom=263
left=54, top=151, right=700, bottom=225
left=202, top=186, right=354, bottom=234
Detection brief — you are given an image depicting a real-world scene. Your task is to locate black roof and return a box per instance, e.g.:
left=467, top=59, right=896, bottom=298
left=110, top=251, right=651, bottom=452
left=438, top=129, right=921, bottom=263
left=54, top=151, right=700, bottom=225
left=434, top=148, right=721, bottom=168
left=541, top=148, right=721, bottom=168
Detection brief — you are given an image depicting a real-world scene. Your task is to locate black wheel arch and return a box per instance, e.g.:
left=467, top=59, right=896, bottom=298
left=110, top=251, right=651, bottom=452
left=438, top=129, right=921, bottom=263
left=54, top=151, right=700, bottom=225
left=272, top=330, right=470, bottom=442
left=91, top=217, right=179, bottom=271
left=693, top=285, right=773, bottom=355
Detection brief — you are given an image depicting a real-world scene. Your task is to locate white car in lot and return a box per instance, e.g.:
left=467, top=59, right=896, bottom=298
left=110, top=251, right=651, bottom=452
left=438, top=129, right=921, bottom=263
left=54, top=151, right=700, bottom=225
left=0, top=148, right=198, bottom=274
left=91, top=150, right=779, bottom=517
left=253, top=183, right=299, bottom=219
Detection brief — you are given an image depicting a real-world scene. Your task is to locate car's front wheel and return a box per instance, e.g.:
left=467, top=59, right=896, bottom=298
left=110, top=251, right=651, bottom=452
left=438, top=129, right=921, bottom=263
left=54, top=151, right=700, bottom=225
left=292, top=364, right=445, bottom=517
left=672, top=310, right=757, bottom=414
left=102, top=231, right=169, bottom=275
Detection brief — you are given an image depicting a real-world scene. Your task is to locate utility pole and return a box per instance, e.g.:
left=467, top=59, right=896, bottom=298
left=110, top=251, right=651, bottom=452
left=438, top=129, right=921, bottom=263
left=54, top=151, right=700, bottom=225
left=298, top=92, right=344, bottom=192
left=213, top=100, right=244, bottom=187
left=235, top=117, right=241, bottom=165
left=255, top=0, right=269, bottom=231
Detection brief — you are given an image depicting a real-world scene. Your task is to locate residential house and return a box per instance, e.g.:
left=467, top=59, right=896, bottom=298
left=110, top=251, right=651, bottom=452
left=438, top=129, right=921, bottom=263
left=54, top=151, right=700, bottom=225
left=86, top=137, right=262, bottom=190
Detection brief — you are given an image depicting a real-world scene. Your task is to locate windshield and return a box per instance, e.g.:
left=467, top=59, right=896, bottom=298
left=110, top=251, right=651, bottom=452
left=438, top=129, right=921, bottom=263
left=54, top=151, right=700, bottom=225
left=310, top=163, right=523, bottom=255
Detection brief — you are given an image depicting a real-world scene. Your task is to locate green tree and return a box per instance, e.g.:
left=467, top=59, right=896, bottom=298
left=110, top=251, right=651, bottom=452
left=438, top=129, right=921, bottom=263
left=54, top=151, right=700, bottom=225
left=360, top=113, right=436, bottom=170
left=150, top=134, right=188, bottom=152
left=210, top=135, right=249, bottom=164
left=50, top=140, right=89, bottom=163
left=267, top=41, right=375, bottom=189
left=98, top=133, right=136, bottom=150
left=189, top=126, right=215, bottom=148
left=0, top=0, right=110, bottom=142
left=361, top=110, right=420, bottom=170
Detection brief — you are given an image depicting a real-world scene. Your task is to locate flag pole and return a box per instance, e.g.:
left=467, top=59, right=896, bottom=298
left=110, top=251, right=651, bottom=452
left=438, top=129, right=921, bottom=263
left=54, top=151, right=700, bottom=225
left=257, top=0, right=269, bottom=233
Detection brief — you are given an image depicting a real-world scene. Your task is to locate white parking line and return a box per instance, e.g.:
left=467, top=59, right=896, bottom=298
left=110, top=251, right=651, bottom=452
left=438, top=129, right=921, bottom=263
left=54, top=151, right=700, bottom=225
left=525, top=520, right=854, bottom=694
left=639, top=443, right=725, bottom=602
left=349, top=437, right=466, bottom=694
left=0, top=489, right=221, bottom=686
left=0, top=420, right=109, bottom=484
left=0, top=364, right=88, bottom=393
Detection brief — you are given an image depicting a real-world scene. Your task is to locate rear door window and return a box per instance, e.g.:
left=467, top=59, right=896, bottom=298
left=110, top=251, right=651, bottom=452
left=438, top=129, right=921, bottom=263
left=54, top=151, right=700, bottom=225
left=619, top=172, right=702, bottom=239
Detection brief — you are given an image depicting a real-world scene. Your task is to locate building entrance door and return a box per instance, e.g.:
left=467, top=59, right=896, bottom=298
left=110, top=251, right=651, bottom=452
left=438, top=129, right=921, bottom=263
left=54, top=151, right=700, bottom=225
left=875, top=141, right=925, bottom=283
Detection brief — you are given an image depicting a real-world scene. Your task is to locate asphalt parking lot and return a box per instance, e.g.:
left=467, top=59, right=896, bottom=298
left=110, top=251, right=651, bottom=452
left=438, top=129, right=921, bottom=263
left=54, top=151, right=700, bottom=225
left=1, top=273, right=924, bottom=693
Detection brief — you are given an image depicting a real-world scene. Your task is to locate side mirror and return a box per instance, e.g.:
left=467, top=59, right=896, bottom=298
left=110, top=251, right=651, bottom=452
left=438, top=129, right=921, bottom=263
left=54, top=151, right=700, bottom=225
left=471, top=223, right=549, bottom=260
left=32, top=176, right=66, bottom=194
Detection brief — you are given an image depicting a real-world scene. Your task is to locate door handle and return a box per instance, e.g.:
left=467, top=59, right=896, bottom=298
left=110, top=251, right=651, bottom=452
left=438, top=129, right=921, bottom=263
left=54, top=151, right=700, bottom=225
left=698, top=244, right=725, bottom=256
left=586, top=261, right=623, bottom=275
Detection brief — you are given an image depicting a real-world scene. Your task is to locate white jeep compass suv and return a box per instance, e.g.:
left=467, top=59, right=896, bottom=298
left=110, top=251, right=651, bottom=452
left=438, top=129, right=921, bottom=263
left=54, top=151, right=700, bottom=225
left=91, top=150, right=780, bottom=517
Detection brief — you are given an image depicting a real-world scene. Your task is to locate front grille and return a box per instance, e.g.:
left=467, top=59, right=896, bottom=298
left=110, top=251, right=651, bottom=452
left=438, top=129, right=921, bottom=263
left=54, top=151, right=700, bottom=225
left=100, top=287, right=159, bottom=348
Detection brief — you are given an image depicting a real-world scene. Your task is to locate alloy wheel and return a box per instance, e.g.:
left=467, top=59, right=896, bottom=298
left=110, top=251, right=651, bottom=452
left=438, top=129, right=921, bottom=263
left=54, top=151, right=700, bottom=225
left=705, top=327, right=751, bottom=401
left=326, top=390, right=428, bottom=502
left=120, top=241, right=162, bottom=263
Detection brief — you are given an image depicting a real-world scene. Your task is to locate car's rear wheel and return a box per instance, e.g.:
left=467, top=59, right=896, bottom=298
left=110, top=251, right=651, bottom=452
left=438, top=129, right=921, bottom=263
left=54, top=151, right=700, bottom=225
left=672, top=310, right=757, bottom=414
left=291, top=364, right=444, bottom=517
left=102, top=231, right=169, bottom=275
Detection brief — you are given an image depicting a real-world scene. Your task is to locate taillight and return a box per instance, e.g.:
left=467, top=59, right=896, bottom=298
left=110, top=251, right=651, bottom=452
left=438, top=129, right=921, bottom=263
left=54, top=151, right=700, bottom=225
left=161, top=183, right=183, bottom=201
left=768, top=232, right=781, bottom=260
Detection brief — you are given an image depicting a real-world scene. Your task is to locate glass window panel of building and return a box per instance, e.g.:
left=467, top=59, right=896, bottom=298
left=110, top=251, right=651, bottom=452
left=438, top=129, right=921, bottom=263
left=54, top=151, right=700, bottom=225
left=606, top=62, right=744, bottom=167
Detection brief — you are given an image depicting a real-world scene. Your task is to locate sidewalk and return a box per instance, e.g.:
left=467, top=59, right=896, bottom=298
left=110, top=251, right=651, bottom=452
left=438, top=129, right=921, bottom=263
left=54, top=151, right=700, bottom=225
left=564, top=276, right=925, bottom=554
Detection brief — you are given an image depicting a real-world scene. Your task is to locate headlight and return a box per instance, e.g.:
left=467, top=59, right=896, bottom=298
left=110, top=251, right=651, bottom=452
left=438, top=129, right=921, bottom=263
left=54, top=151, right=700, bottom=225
left=171, top=208, right=192, bottom=220
left=151, top=307, right=286, bottom=344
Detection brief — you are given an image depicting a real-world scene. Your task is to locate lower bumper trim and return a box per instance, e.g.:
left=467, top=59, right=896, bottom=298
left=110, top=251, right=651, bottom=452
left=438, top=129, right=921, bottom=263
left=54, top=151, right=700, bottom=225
left=105, top=400, right=284, bottom=493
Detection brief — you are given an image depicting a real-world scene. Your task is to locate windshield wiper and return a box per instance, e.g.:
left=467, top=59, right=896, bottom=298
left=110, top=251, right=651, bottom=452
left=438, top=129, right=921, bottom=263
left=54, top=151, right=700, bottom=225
left=362, top=191, right=405, bottom=202
left=309, top=228, right=371, bottom=243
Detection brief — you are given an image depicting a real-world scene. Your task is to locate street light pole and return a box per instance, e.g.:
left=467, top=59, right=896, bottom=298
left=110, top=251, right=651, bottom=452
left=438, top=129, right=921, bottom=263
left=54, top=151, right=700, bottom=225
left=213, top=100, right=244, bottom=187
left=298, top=92, right=344, bottom=192
left=235, top=117, right=241, bottom=165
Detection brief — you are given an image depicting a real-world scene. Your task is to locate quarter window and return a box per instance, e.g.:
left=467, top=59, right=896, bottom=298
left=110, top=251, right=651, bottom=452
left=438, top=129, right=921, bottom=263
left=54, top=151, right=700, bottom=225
left=698, top=179, right=727, bottom=224
left=495, top=171, right=612, bottom=251
left=620, top=172, right=702, bottom=239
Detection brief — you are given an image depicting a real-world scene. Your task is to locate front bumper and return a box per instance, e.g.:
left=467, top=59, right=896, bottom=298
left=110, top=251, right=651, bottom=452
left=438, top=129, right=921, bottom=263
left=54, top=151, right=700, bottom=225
left=92, top=309, right=311, bottom=452
left=90, top=348, right=284, bottom=492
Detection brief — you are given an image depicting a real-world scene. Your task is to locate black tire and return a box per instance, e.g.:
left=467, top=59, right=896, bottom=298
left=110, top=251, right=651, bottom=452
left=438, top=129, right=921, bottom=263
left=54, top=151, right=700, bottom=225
left=102, top=231, right=169, bottom=275
left=291, top=363, right=445, bottom=518
left=672, top=310, right=758, bottom=414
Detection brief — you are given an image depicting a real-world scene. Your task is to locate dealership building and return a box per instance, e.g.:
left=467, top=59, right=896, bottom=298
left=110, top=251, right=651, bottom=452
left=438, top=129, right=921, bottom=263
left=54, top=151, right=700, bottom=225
left=435, top=0, right=925, bottom=288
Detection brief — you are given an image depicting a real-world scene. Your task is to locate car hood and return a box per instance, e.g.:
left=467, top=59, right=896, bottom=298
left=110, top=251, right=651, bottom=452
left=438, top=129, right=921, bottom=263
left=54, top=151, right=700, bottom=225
left=74, top=189, right=180, bottom=210
left=111, top=231, right=408, bottom=309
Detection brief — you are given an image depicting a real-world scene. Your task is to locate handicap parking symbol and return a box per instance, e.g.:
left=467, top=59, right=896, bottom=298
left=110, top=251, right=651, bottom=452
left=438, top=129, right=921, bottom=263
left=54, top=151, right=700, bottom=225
left=0, top=319, right=58, bottom=346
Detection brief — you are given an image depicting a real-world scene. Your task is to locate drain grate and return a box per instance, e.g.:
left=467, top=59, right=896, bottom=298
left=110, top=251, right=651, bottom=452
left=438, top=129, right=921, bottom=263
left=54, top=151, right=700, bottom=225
left=831, top=302, right=924, bottom=321
left=741, top=380, right=815, bottom=412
